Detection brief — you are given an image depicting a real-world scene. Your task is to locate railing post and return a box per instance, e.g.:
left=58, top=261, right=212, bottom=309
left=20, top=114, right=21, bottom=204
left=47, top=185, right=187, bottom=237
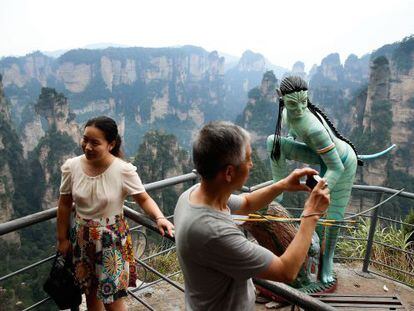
left=191, top=169, right=198, bottom=186
left=362, top=192, right=383, bottom=273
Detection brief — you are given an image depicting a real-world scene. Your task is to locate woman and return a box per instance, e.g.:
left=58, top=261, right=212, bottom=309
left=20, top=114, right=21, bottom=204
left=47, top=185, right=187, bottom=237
left=266, top=76, right=359, bottom=284
left=57, top=116, right=174, bottom=310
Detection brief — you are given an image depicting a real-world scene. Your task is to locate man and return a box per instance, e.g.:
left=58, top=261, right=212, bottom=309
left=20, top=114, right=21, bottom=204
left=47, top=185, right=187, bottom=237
left=174, top=121, right=330, bottom=311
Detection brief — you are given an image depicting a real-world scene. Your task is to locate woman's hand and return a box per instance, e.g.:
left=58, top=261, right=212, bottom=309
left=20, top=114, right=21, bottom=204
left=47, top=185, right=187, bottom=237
left=156, top=217, right=175, bottom=237
left=57, top=238, right=72, bottom=256
left=133, top=192, right=175, bottom=237
left=280, top=167, right=319, bottom=192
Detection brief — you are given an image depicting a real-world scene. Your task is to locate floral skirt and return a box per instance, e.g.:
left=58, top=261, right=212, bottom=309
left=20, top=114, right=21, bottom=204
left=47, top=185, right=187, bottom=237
left=69, top=213, right=137, bottom=304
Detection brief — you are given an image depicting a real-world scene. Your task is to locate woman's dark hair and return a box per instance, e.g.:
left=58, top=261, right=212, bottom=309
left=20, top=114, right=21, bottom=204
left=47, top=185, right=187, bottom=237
left=85, top=116, right=123, bottom=158
left=271, top=76, right=362, bottom=165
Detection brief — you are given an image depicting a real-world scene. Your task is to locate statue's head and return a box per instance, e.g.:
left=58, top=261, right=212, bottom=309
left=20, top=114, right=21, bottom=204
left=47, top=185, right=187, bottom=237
left=272, top=75, right=359, bottom=162
left=279, top=76, right=308, bottom=95
left=279, top=76, right=309, bottom=119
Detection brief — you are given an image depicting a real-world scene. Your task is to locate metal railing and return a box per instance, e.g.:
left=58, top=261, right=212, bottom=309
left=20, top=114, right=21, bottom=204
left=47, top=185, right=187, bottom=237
left=0, top=171, right=198, bottom=310
left=1, top=172, right=413, bottom=310
left=243, top=181, right=414, bottom=288
left=339, top=187, right=414, bottom=288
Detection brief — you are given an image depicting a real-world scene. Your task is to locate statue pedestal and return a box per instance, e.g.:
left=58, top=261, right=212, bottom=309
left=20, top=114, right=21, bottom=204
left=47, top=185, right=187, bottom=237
left=255, top=276, right=337, bottom=304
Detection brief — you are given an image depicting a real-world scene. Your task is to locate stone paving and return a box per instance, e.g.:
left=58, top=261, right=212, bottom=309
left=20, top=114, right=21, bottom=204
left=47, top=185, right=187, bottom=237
left=77, top=262, right=413, bottom=310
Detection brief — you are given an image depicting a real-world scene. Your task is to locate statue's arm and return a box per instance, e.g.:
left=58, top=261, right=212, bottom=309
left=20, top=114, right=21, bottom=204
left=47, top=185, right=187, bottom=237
left=306, top=129, right=344, bottom=190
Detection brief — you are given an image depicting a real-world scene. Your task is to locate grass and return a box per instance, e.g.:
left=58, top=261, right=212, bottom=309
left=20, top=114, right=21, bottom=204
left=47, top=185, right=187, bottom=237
left=137, top=245, right=183, bottom=284
left=337, top=218, right=414, bottom=286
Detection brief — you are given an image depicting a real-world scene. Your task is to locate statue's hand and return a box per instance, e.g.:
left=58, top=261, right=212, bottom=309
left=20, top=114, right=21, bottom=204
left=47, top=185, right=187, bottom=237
left=280, top=168, right=319, bottom=192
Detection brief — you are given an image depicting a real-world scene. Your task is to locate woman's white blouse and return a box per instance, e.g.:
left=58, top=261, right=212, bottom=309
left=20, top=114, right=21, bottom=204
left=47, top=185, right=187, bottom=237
left=59, top=155, right=145, bottom=219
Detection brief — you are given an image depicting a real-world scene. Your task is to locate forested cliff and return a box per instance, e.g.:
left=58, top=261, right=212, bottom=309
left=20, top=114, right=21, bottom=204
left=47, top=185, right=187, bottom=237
left=1, top=34, right=414, bottom=311
left=237, top=36, right=414, bottom=215
left=0, top=46, right=278, bottom=155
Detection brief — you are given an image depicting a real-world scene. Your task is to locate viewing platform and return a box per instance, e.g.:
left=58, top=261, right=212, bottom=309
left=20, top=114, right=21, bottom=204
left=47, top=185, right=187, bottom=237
left=119, top=262, right=414, bottom=310
left=0, top=171, right=413, bottom=310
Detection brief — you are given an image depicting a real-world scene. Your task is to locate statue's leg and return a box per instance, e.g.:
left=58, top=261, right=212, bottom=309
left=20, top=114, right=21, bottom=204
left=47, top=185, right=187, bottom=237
left=320, top=158, right=357, bottom=283
left=268, top=137, right=320, bottom=202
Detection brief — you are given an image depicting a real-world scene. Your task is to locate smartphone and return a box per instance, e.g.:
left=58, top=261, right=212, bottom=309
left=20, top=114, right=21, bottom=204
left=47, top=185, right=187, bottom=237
left=306, top=174, right=323, bottom=189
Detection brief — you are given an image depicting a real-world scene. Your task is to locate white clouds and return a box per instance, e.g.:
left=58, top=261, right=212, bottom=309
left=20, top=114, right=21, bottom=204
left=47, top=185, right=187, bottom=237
left=1, top=0, right=413, bottom=69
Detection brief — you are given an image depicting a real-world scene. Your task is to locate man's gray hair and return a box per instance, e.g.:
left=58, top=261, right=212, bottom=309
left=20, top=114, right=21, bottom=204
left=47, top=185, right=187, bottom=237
left=193, top=121, right=250, bottom=180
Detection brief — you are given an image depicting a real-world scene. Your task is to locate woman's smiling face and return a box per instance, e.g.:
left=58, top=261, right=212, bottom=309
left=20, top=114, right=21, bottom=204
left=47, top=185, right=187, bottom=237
left=81, top=125, right=114, bottom=162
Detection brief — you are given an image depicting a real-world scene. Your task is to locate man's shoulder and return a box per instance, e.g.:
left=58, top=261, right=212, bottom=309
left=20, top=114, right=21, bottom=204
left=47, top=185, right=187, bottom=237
left=174, top=186, right=195, bottom=218
left=175, top=209, right=236, bottom=242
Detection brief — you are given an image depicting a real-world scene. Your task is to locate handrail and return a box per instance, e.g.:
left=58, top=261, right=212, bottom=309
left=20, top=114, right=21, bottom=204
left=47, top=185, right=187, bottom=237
left=253, top=279, right=336, bottom=311
left=144, top=171, right=197, bottom=192
left=1, top=171, right=413, bottom=310
left=0, top=207, right=57, bottom=236
left=124, top=206, right=175, bottom=242
left=352, top=184, right=414, bottom=199
left=0, top=254, right=56, bottom=282
left=246, top=180, right=414, bottom=200
left=0, top=171, right=198, bottom=236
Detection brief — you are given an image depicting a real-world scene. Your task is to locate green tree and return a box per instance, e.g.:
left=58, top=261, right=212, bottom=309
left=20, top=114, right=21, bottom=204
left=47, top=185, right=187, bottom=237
left=132, top=130, right=191, bottom=216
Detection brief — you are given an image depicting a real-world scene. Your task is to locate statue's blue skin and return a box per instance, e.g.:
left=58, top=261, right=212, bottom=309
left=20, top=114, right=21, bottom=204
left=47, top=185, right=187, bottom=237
left=267, top=91, right=357, bottom=284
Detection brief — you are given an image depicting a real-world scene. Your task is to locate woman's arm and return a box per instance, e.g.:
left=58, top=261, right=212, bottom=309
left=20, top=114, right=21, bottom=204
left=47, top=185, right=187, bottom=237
left=56, top=194, right=73, bottom=255
left=131, top=192, right=174, bottom=237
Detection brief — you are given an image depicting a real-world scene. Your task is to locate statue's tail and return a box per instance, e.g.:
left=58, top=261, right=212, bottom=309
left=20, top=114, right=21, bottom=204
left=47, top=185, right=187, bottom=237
left=358, top=144, right=396, bottom=161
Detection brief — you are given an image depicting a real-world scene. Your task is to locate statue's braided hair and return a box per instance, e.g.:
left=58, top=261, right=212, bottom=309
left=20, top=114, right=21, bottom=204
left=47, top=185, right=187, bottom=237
left=271, top=76, right=363, bottom=165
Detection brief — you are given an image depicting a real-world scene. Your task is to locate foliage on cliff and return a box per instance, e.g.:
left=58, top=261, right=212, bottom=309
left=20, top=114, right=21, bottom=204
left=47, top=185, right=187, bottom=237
left=245, top=148, right=271, bottom=188
left=0, top=81, right=59, bottom=309
left=0, top=114, right=32, bottom=218
left=132, top=130, right=191, bottom=215
left=309, top=53, right=370, bottom=132
left=236, top=70, right=278, bottom=140
left=392, top=35, right=414, bottom=73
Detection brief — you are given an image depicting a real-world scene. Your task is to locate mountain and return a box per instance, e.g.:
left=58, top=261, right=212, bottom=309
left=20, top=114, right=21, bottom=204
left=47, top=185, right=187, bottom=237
left=0, top=46, right=228, bottom=154
left=308, top=52, right=370, bottom=132
left=282, top=61, right=308, bottom=81
left=42, top=43, right=131, bottom=58
left=133, top=130, right=191, bottom=215
left=224, top=50, right=286, bottom=119
left=236, top=70, right=278, bottom=157
left=218, top=51, right=240, bottom=72
left=0, top=46, right=289, bottom=156
left=237, top=36, right=414, bottom=217
left=0, top=74, right=22, bottom=243
left=28, top=88, right=81, bottom=210
left=351, top=36, right=414, bottom=206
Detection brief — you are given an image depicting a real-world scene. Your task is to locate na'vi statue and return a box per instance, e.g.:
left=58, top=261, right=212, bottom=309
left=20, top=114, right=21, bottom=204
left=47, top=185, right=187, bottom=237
left=267, top=76, right=395, bottom=284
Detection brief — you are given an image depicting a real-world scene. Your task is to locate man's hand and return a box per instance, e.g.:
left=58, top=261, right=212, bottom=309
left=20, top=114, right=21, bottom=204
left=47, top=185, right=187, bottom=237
left=303, top=178, right=330, bottom=218
left=279, top=168, right=319, bottom=193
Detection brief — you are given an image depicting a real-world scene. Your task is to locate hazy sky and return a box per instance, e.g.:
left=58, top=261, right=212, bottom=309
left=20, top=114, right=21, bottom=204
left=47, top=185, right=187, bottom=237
left=1, top=0, right=413, bottom=70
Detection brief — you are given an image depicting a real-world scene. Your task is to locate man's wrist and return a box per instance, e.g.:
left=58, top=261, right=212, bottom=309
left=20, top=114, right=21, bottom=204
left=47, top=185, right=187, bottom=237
left=275, top=178, right=288, bottom=192
left=300, top=211, right=325, bottom=218
left=300, top=211, right=324, bottom=226
left=300, top=215, right=319, bottom=225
